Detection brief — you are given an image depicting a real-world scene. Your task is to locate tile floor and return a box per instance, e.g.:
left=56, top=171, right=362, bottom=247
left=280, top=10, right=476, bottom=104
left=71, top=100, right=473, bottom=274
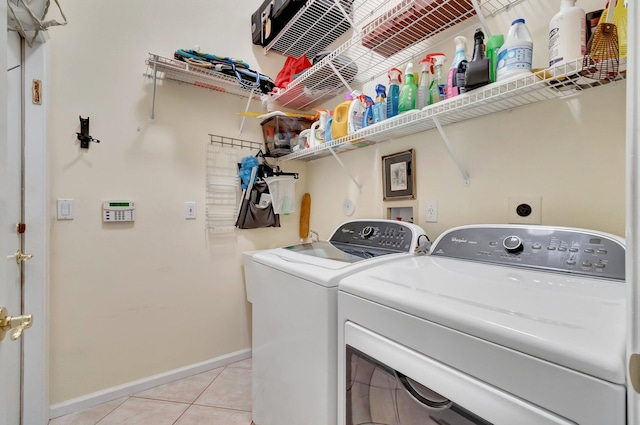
left=48, top=358, right=254, bottom=425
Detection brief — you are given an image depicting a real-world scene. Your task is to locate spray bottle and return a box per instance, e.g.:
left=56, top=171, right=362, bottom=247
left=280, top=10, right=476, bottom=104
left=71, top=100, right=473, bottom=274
left=426, top=53, right=447, bottom=104
left=386, top=68, right=402, bottom=119
left=372, top=84, right=387, bottom=123
left=446, top=36, right=468, bottom=99
left=399, top=62, right=418, bottom=114
left=361, top=94, right=375, bottom=128
left=464, top=28, right=491, bottom=91
left=417, top=56, right=431, bottom=109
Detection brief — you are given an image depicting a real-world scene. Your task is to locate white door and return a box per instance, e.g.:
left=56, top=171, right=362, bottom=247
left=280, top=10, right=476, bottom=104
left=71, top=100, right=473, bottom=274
left=1, top=30, right=30, bottom=425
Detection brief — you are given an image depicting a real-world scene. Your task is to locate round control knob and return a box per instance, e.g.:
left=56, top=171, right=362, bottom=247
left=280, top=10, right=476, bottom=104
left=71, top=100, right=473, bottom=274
left=503, top=235, right=524, bottom=254
left=361, top=226, right=375, bottom=238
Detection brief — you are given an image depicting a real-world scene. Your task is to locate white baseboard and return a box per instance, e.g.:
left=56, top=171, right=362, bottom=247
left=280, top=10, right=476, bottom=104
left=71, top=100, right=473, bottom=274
left=49, top=348, right=252, bottom=419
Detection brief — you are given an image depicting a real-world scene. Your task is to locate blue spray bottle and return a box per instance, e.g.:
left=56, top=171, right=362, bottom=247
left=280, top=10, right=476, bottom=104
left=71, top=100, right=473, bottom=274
left=361, top=95, right=375, bottom=128
left=386, top=67, right=402, bottom=119
left=372, top=84, right=386, bottom=123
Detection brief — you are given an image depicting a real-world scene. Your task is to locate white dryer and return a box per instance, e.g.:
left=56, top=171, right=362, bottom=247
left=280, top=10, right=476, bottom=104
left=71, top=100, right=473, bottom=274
left=244, top=219, right=429, bottom=425
left=338, top=224, right=626, bottom=425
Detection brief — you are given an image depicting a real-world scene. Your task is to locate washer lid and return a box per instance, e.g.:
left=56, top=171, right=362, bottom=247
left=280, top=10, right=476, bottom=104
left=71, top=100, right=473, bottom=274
left=339, top=255, right=627, bottom=384
left=253, top=246, right=414, bottom=287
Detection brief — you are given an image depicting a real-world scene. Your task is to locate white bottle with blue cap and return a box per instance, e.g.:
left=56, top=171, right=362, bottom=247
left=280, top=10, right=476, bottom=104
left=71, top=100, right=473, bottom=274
left=496, top=18, right=533, bottom=81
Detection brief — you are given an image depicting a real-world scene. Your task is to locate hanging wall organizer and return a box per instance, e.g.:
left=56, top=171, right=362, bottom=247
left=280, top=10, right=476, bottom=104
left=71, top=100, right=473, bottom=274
left=206, top=135, right=262, bottom=234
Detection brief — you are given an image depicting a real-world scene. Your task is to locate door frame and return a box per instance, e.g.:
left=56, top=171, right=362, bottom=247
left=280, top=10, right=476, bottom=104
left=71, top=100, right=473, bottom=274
left=628, top=2, right=640, bottom=423
left=8, top=32, right=50, bottom=425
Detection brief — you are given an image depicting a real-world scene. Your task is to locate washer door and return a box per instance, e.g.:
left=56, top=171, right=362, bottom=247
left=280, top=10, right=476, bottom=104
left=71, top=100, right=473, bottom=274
left=344, top=322, right=575, bottom=425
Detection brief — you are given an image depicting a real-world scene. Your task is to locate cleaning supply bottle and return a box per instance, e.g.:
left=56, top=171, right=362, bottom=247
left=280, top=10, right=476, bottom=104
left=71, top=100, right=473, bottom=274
left=486, top=34, right=504, bottom=82
left=311, top=109, right=329, bottom=145
left=347, top=90, right=364, bottom=134
left=464, top=28, right=492, bottom=91
left=386, top=68, right=402, bottom=119
left=426, top=53, right=447, bottom=105
left=398, top=62, right=418, bottom=113
left=361, top=94, right=375, bottom=128
left=324, top=112, right=333, bottom=144
left=549, top=0, right=586, bottom=67
left=372, top=84, right=387, bottom=124
left=446, top=36, right=468, bottom=99
left=496, top=18, right=533, bottom=81
left=417, top=57, right=431, bottom=109
left=331, top=92, right=352, bottom=139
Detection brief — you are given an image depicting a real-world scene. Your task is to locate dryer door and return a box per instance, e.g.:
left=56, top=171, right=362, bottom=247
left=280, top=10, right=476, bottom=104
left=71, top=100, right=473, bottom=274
left=344, top=322, right=574, bottom=425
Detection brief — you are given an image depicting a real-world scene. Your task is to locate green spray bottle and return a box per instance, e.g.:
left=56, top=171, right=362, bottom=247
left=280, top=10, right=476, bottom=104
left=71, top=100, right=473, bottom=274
left=398, top=62, right=417, bottom=113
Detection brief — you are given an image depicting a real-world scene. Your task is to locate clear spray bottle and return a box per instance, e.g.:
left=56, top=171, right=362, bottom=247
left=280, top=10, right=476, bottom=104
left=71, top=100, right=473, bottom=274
left=417, top=56, right=431, bottom=109
left=426, top=53, right=447, bottom=104
left=446, top=36, right=468, bottom=99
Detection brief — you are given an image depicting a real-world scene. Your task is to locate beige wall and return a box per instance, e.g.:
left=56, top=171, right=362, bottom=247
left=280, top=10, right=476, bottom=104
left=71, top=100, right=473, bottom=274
left=47, top=0, right=625, bottom=405
left=47, top=0, right=303, bottom=404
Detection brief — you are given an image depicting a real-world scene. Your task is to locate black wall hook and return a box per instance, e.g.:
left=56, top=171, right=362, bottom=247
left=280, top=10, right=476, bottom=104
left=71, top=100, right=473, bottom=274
left=77, top=116, right=100, bottom=149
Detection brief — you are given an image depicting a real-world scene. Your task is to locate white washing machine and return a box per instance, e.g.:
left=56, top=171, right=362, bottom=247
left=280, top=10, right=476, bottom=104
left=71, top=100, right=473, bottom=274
left=338, top=224, right=626, bottom=425
left=244, top=219, right=429, bottom=425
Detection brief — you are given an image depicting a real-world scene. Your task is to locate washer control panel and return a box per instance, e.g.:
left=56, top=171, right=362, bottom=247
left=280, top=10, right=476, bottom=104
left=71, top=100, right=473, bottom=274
left=330, top=220, right=421, bottom=253
left=431, top=225, right=625, bottom=281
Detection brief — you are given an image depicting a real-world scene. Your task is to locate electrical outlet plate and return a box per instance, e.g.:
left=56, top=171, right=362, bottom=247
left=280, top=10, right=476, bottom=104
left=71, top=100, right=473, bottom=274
left=508, top=195, right=541, bottom=224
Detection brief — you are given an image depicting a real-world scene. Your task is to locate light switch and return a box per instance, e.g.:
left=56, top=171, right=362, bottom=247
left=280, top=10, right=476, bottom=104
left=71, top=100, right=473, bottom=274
left=57, top=199, right=74, bottom=220
left=185, top=202, right=196, bottom=219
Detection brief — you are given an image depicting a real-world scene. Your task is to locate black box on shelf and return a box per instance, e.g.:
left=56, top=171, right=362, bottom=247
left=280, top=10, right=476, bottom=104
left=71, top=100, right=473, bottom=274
left=251, top=0, right=307, bottom=47
left=261, top=116, right=314, bottom=157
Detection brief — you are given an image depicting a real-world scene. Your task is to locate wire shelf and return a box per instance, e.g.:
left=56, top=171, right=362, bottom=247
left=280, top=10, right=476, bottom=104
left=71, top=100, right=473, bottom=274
left=265, top=0, right=357, bottom=58
left=146, top=54, right=262, bottom=100
left=268, top=0, right=522, bottom=110
left=278, top=57, right=627, bottom=162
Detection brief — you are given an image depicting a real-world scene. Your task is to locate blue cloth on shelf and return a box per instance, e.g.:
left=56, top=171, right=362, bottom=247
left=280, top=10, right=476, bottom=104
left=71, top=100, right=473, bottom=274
left=238, top=156, right=260, bottom=190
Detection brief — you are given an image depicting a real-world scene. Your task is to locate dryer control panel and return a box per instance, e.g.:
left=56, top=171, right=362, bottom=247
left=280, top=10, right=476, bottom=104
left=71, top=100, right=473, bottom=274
left=431, top=225, right=625, bottom=281
left=330, top=220, right=423, bottom=253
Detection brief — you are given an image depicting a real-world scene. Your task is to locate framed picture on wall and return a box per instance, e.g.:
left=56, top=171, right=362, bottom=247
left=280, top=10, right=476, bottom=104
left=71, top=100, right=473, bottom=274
left=382, top=149, right=415, bottom=201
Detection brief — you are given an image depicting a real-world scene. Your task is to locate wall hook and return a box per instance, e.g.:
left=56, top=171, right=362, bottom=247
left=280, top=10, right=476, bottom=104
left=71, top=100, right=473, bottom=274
left=77, top=116, right=100, bottom=149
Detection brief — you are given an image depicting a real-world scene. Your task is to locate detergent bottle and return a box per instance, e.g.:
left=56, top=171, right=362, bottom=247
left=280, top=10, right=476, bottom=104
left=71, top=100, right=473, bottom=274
left=386, top=68, right=402, bottom=119
left=311, top=109, right=329, bottom=145
left=398, top=62, right=418, bottom=113
left=426, top=53, right=447, bottom=104
left=324, top=111, right=333, bottom=143
left=496, top=19, right=533, bottom=81
left=548, top=0, right=586, bottom=67
left=417, top=56, right=431, bottom=109
left=347, top=90, right=365, bottom=134
left=331, top=92, right=352, bottom=139
left=361, top=95, right=375, bottom=128
left=446, top=36, right=468, bottom=99
left=372, top=84, right=387, bottom=123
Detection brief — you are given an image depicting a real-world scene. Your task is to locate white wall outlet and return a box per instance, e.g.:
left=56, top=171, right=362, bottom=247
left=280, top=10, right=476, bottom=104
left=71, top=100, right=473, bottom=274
left=185, top=202, right=197, bottom=219
left=57, top=199, right=74, bottom=220
left=508, top=195, right=541, bottom=224
left=426, top=200, right=438, bottom=223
